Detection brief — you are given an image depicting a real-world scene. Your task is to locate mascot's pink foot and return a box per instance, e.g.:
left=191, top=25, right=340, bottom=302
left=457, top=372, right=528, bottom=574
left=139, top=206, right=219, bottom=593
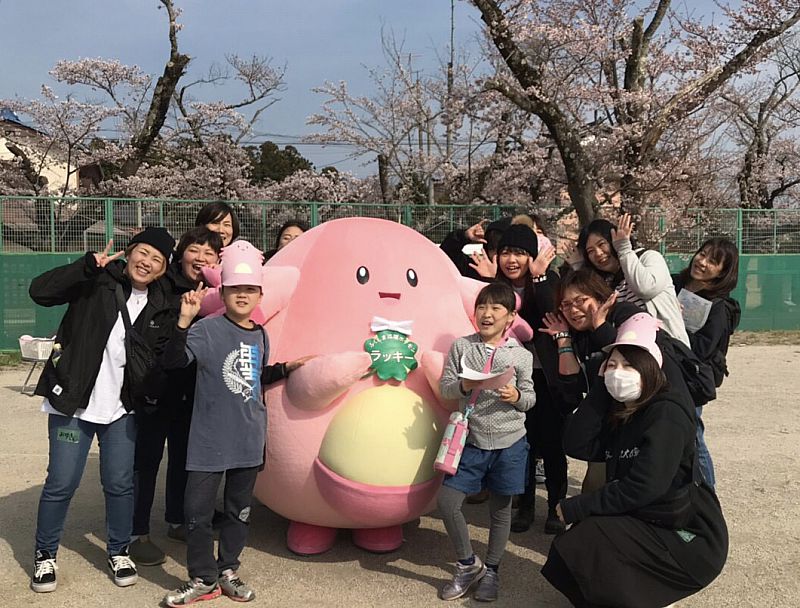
left=287, top=521, right=338, bottom=556
left=351, top=526, right=403, bottom=553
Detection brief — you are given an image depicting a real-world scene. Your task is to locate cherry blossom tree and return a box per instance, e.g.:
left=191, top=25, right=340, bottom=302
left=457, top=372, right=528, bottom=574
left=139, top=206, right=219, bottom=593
left=469, top=0, right=800, bottom=225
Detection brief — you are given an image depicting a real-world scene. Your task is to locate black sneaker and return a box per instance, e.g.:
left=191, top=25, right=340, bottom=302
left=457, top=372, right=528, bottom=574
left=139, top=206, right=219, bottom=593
left=31, top=549, right=58, bottom=593
left=107, top=547, right=138, bottom=587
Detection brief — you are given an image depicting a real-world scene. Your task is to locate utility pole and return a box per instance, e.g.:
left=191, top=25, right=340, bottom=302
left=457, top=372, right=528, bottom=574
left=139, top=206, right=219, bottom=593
left=446, top=0, right=454, bottom=163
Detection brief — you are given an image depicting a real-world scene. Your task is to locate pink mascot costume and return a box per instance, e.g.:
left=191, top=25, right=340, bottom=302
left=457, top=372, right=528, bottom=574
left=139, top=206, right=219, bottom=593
left=201, top=218, right=532, bottom=555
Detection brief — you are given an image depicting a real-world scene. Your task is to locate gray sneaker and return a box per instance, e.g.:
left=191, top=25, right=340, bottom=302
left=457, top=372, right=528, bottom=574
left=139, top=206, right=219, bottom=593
left=439, top=556, right=486, bottom=601
left=474, top=568, right=499, bottom=602
left=129, top=536, right=166, bottom=566
left=164, top=578, right=221, bottom=607
left=218, top=569, right=256, bottom=602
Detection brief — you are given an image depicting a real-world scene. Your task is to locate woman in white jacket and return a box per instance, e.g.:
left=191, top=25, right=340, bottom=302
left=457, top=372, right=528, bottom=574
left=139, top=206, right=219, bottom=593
left=573, top=214, right=690, bottom=347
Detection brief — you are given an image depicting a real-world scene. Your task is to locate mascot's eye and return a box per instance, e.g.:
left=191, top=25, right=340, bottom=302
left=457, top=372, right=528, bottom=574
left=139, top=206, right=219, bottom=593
left=406, top=268, right=418, bottom=287
left=356, top=266, right=370, bottom=284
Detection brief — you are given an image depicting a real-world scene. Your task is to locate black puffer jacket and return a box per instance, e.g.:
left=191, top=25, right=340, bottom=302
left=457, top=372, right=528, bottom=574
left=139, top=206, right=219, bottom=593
left=31, top=253, right=175, bottom=416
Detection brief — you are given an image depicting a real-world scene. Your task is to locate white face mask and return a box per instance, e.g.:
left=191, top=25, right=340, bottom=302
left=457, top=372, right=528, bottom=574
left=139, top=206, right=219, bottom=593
left=604, top=368, right=642, bottom=402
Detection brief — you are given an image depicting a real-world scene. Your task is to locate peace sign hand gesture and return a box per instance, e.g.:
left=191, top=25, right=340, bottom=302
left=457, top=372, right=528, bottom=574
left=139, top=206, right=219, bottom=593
left=611, top=213, right=634, bottom=245
left=178, top=282, right=209, bottom=328
left=93, top=239, right=124, bottom=268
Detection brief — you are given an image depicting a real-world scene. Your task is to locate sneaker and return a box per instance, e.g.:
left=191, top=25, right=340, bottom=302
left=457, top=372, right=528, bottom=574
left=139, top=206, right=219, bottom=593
left=31, top=550, right=58, bottom=593
left=167, top=524, right=188, bottom=542
left=107, top=548, right=138, bottom=587
left=544, top=506, right=566, bottom=535
left=129, top=536, right=166, bottom=566
left=439, top=556, right=486, bottom=601
left=473, top=568, right=499, bottom=602
left=164, top=578, right=221, bottom=607
left=534, top=459, right=546, bottom=484
left=218, top=569, right=256, bottom=602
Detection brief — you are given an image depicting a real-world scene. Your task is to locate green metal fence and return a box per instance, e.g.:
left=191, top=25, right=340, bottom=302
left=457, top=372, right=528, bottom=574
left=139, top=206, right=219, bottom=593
left=2, top=197, right=800, bottom=350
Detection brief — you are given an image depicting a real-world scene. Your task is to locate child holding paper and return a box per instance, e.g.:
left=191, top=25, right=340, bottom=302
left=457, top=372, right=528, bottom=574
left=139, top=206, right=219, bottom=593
left=437, top=282, right=535, bottom=603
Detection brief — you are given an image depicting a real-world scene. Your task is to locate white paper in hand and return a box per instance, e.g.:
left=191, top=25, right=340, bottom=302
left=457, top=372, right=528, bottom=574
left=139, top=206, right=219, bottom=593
left=458, top=355, right=515, bottom=390
left=677, top=288, right=712, bottom=333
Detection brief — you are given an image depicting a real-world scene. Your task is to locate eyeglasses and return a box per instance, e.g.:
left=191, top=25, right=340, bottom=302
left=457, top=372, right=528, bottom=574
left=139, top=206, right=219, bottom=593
left=559, top=296, right=590, bottom=311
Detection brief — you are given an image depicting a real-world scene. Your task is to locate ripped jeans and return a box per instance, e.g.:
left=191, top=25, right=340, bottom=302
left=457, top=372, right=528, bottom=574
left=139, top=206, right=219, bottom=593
left=184, top=467, right=259, bottom=583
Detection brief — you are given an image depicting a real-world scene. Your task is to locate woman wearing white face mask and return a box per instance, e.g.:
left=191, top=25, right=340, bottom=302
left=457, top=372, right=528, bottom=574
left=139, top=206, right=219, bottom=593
left=541, top=313, right=728, bottom=608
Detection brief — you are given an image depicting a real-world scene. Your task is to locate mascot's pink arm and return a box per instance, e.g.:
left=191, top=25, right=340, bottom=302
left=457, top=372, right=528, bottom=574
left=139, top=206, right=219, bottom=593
left=285, top=352, right=373, bottom=410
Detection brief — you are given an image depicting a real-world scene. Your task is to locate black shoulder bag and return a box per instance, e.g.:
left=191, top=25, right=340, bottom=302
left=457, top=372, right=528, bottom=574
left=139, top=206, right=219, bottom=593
left=114, top=284, right=159, bottom=405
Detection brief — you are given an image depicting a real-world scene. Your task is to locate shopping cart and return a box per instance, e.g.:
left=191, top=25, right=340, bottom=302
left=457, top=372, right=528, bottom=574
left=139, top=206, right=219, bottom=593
left=18, top=336, right=55, bottom=395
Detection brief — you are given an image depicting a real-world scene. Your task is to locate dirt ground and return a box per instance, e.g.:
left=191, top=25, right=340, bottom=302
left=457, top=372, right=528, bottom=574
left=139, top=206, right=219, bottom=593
left=1, top=344, right=798, bottom=608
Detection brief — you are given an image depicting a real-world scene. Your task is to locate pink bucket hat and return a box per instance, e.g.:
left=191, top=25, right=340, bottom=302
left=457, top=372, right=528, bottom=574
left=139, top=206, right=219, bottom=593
left=220, top=240, right=264, bottom=287
left=602, top=312, right=663, bottom=367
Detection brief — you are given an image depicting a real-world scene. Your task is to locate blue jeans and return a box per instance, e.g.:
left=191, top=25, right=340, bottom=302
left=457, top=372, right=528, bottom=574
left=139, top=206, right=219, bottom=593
left=35, top=414, right=137, bottom=556
left=695, top=406, right=716, bottom=490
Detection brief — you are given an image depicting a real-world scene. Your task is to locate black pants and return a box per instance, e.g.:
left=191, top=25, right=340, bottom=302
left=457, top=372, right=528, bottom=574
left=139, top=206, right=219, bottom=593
left=184, top=467, right=259, bottom=583
left=132, top=405, right=191, bottom=535
left=523, top=369, right=567, bottom=509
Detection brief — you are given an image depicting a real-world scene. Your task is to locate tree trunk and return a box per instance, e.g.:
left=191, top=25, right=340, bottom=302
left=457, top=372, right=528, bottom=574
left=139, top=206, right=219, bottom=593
left=120, top=0, right=190, bottom=177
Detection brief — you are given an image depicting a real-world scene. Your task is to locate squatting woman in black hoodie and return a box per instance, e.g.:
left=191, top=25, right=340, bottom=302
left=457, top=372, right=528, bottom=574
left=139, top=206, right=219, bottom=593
left=541, top=313, right=728, bottom=608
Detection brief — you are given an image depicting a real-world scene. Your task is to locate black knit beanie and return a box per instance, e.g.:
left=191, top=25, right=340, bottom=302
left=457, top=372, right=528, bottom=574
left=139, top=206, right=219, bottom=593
left=497, top=224, right=538, bottom=257
left=128, top=227, right=176, bottom=263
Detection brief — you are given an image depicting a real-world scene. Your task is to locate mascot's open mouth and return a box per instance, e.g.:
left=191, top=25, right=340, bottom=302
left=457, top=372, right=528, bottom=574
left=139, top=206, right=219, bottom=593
left=378, top=292, right=401, bottom=300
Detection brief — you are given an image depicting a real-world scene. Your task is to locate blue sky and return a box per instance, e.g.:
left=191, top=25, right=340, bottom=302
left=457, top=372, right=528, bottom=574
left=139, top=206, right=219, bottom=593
left=1, top=0, right=483, bottom=175
left=1, top=0, right=729, bottom=176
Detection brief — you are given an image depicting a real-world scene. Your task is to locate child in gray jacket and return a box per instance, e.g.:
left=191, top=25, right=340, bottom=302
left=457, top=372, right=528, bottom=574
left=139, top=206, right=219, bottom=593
left=437, top=282, right=535, bottom=603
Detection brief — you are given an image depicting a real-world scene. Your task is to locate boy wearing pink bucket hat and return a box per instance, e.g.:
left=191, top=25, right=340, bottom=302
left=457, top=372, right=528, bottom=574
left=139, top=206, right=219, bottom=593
left=541, top=312, right=729, bottom=608
left=161, top=240, right=310, bottom=606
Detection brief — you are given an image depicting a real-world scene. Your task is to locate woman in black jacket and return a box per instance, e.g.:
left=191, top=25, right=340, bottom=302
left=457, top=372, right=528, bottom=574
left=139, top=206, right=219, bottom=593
left=673, top=237, right=741, bottom=490
left=29, top=227, right=175, bottom=594
left=130, top=227, right=222, bottom=566
left=541, top=313, right=728, bottom=608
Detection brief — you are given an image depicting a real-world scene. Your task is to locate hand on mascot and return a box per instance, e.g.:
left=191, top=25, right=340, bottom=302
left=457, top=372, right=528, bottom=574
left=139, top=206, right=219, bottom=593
left=179, top=282, right=208, bottom=328
left=498, top=383, right=520, bottom=403
left=286, top=354, right=316, bottom=373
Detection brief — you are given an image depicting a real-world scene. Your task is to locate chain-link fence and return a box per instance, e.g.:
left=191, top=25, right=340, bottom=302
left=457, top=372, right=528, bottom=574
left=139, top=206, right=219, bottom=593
left=6, top=196, right=799, bottom=254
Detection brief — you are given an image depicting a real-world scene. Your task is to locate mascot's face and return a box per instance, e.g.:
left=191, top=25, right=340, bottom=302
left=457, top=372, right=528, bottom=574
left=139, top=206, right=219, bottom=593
left=267, top=218, right=471, bottom=355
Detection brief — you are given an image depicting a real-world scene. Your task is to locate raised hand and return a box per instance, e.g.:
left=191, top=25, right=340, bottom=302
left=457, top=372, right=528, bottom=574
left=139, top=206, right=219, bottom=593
left=539, top=311, right=570, bottom=336
left=589, top=290, right=618, bottom=329
left=465, top=219, right=489, bottom=244
left=93, top=239, right=124, bottom=268
left=529, top=244, right=556, bottom=277
left=469, top=250, right=497, bottom=278
left=562, top=241, right=583, bottom=266
left=611, top=213, right=634, bottom=244
left=179, top=282, right=209, bottom=327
